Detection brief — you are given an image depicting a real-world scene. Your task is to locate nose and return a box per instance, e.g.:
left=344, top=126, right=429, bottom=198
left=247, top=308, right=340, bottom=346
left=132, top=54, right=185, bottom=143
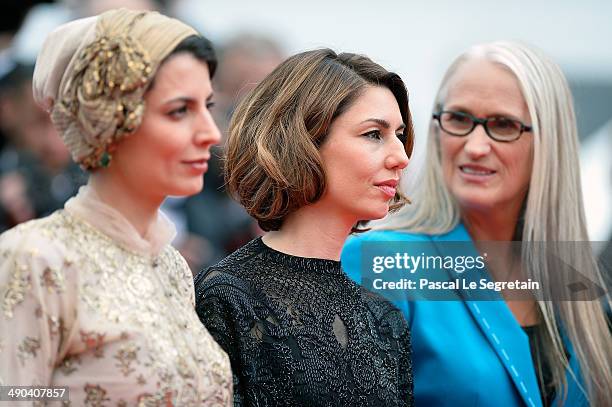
left=463, top=124, right=491, bottom=158
left=385, top=137, right=410, bottom=170
left=194, top=107, right=222, bottom=147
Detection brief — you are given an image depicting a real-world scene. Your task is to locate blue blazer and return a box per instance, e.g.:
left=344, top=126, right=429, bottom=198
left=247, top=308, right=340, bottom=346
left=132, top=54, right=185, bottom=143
left=341, top=224, right=588, bottom=407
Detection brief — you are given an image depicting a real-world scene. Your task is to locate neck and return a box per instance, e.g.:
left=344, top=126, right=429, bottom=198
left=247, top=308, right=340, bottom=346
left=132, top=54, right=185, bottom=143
left=263, top=201, right=356, bottom=261
left=463, top=203, right=525, bottom=283
left=462, top=204, right=523, bottom=242
left=89, top=171, right=163, bottom=238
left=462, top=203, right=538, bottom=323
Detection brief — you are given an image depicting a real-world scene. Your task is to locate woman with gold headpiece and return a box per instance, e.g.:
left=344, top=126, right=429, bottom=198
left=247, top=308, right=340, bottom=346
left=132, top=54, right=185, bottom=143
left=0, top=9, right=232, bottom=405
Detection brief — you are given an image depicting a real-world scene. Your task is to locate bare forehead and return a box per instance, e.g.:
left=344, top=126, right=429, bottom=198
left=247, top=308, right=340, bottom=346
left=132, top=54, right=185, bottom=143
left=152, top=53, right=211, bottom=91
left=445, top=58, right=527, bottom=114
left=342, top=86, right=402, bottom=119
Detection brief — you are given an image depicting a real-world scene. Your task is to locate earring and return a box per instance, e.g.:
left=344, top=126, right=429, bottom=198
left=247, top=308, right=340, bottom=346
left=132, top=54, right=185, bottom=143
left=100, top=151, right=112, bottom=168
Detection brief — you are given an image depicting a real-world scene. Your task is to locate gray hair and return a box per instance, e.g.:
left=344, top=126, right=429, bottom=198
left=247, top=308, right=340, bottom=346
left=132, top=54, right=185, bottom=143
left=382, top=41, right=611, bottom=405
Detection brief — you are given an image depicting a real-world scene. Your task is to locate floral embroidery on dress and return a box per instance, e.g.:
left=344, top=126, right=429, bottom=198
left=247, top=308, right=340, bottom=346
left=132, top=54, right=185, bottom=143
left=17, top=336, right=41, bottom=365
left=57, top=354, right=81, bottom=375
left=41, top=266, right=65, bottom=293
left=114, top=342, right=140, bottom=377
left=48, top=315, right=65, bottom=338
left=80, top=330, right=106, bottom=358
left=84, top=383, right=110, bottom=407
left=2, top=261, right=31, bottom=318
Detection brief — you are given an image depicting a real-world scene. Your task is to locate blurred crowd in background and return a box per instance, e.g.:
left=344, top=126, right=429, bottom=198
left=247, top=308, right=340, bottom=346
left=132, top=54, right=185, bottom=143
left=0, top=0, right=285, bottom=272
left=1, top=0, right=610, bottom=275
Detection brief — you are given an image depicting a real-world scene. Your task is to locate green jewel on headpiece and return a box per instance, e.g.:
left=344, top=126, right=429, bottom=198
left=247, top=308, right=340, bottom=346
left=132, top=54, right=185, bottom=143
left=100, top=151, right=112, bottom=168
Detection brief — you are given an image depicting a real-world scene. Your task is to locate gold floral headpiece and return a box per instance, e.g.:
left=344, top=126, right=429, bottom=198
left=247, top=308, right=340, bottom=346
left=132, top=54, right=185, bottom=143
left=33, top=9, right=197, bottom=169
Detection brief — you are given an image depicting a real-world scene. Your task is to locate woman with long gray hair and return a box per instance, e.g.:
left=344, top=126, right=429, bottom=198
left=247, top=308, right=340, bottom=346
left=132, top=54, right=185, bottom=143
left=342, top=41, right=611, bottom=406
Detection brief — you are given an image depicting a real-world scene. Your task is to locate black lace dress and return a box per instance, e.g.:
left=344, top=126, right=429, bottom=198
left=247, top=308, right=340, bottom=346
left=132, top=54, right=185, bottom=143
left=194, top=237, right=413, bottom=406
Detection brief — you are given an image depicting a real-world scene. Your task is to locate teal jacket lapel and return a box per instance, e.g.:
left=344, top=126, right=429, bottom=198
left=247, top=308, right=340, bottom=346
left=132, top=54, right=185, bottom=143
left=432, top=225, right=544, bottom=407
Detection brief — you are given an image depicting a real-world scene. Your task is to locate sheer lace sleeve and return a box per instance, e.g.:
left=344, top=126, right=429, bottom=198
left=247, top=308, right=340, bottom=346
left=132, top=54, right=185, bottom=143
left=363, top=288, right=413, bottom=405
left=195, top=268, right=265, bottom=406
left=0, top=221, right=78, bottom=387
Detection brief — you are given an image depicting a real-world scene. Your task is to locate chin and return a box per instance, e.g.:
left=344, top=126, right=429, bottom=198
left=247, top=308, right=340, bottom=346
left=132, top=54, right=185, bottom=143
left=169, top=179, right=204, bottom=197
left=452, top=188, right=491, bottom=207
left=457, top=196, right=499, bottom=212
left=358, top=205, right=390, bottom=221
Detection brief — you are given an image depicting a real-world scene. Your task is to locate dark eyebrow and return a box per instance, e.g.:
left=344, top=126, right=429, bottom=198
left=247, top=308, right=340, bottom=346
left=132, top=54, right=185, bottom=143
left=360, top=118, right=406, bottom=132
left=163, top=93, right=215, bottom=105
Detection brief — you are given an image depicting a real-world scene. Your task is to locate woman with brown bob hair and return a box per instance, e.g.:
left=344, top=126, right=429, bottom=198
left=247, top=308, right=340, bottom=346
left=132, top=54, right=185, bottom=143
left=195, top=48, right=414, bottom=406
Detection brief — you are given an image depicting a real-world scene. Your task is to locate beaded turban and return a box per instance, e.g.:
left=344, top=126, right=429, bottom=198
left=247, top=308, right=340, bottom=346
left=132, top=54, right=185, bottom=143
left=33, top=9, right=197, bottom=169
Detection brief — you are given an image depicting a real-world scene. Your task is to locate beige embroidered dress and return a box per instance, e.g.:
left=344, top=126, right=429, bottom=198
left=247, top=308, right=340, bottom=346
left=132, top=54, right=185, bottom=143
left=0, top=186, right=232, bottom=406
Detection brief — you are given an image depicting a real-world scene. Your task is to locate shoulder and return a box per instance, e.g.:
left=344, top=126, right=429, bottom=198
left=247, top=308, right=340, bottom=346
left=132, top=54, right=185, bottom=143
left=193, top=265, right=265, bottom=339
left=359, top=286, right=410, bottom=337
left=196, top=237, right=263, bottom=293
left=193, top=238, right=285, bottom=329
left=161, top=245, right=193, bottom=283
left=343, top=229, right=432, bottom=253
left=194, top=240, right=267, bottom=315
left=344, top=223, right=470, bottom=247
left=341, top=225, right=470, bottom=264
left=194, top=239, right=263, bottom=292
left=194, top=266, right=253, bottom=299
left=360, top=286, right=404, bottom=317
left=211, top=238, right=264, bottom=270
left=341, top=230, right=433, bottom=283
left=0, top=212, right=79, bottom=317
left=160, top=245, right=197, bottom=301
left=0, top=212, right=75, bottom=266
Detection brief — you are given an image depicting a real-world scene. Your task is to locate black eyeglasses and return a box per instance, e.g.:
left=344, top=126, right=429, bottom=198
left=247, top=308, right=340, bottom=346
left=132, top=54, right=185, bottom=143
left=432, top=110, right=532, bottom=142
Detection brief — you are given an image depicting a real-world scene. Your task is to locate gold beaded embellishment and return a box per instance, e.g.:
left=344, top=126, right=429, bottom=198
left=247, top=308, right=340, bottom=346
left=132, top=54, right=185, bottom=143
left=52, top=33, right=153, bottom=170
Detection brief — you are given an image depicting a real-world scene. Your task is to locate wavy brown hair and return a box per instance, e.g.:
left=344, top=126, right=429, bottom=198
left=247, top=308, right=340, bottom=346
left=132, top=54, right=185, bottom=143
left=225, top=48, right=414, bottom=231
